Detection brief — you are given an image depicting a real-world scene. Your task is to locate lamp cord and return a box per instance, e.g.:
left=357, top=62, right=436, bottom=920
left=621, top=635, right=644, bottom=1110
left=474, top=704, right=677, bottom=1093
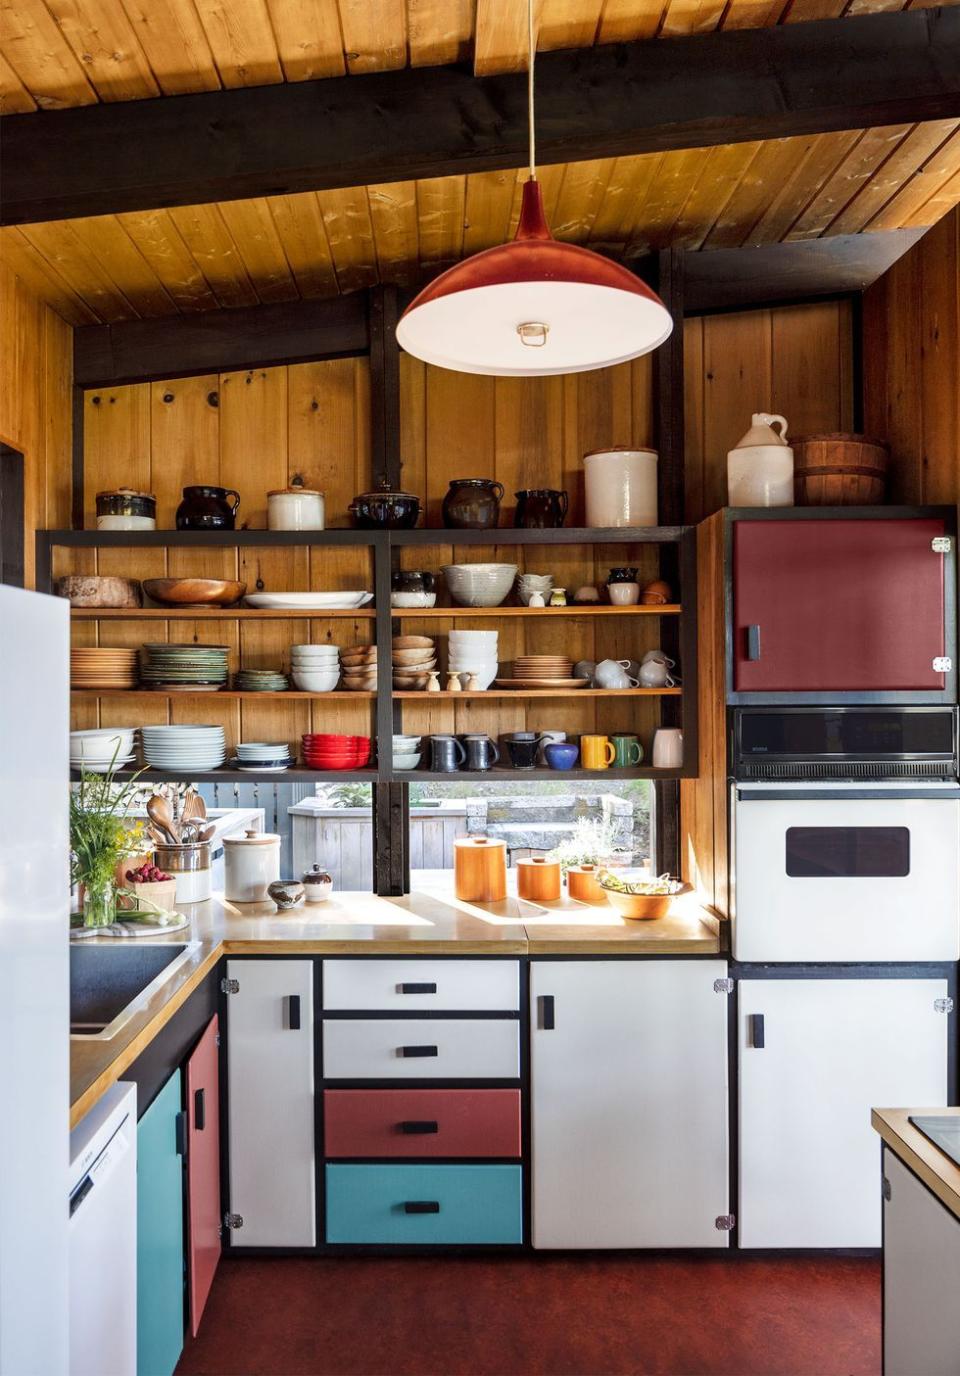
left=528, top=0, right=536, bottom=180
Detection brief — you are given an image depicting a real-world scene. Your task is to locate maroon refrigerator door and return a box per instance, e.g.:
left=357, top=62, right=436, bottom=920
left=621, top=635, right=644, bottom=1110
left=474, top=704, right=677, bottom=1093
left=733, top=518, right=947, bottom=692
left=186, top=1014, right=221, bottom=1337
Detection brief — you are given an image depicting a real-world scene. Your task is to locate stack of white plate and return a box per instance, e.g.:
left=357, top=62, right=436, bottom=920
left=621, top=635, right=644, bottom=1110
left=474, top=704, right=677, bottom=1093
left=290, top=644, right=340, bottom=692
left=447, top=629, right=499, bottom=690
left=141, top=725, right=226, bottom=772
left=70, top=727, right=138, bottom=773
left=232, top=742, right=293, bottom=773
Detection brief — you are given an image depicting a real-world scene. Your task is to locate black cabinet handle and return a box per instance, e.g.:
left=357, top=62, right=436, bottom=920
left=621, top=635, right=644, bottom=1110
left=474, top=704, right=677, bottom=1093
left=288, top=994, right=301, bottom=1030
left=400, top=1044, right=438, bottom=1057
left=399, top=982, right=437, bottom=994
left=194, top=1087, right=206, bottom=1132
left=404, top=1201, right=440, bottom=1214
left=750, top=1013, right=765, bottom=1049
left=175, top=1109, right=187, bottom=1158
left=746, top=625, right=762, bottom=661
left=399, top=1120, right=439, bottom=1135
left=539, top=994, right=555, bottom=1030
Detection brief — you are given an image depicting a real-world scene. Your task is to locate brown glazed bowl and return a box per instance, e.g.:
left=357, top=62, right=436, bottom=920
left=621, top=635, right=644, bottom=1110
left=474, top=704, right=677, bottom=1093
left=143, top=578, right=247, bottom=608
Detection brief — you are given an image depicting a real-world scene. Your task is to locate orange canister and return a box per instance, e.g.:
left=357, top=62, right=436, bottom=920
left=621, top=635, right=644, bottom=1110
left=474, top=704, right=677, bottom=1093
left=516, top=856, right=562, bottom=902
left=566, top=863, right=607, bottom=904
left=454, top=836, right=508, bottom=902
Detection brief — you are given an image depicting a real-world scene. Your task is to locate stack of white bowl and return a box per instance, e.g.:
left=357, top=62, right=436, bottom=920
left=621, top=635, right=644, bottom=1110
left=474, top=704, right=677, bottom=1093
left=393, top=734, right=422, bottom=770
left=516, top=572, right=554, bottom=605
left=290, top=644, right=340, bottom=692
left=447, top=630, right=499, bottom=690
left=70, top=727, right=138, bottom=773
left=141, top=725, right=226, bottom=771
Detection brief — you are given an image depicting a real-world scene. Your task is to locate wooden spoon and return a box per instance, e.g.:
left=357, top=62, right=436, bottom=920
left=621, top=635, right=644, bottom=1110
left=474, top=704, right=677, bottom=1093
left=181, top=789, right=206, bottom=824
left=147, top=793, right=179, bottom=845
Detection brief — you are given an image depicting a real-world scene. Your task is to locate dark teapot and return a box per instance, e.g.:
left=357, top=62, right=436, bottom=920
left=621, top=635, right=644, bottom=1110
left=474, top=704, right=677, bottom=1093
left=514, top=489, right=569, bottom=529
left=442, top=478, right=504, bottom=530
left=176, top=485, right=240, bottom=531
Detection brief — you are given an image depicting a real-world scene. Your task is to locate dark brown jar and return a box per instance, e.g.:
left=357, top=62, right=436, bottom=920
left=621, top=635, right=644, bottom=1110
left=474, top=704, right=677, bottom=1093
left=442, top=479, right=504, bottom=530
left=514, top=489, right=569, bottom=528
left=176, top=485, right=240, bottom=531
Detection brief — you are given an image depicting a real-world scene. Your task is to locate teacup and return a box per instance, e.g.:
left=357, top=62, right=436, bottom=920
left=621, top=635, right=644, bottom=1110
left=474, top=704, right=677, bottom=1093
left=639, top=660, right=676, bottom=688
left=594, top=658, right=639, bottom=689
left=652, top=728, right=683, bottom=769
left=642, top=650, right=676, bottom=667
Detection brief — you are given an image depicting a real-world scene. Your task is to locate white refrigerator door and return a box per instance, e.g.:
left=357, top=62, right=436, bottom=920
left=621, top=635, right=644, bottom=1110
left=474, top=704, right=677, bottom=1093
left=738, top=978, right=949, bottom=1248
left=226, top=959, right=316, bottom=1246
left=0, top=587, right=69, bottom=1376
left=530, top=960, right=730, bottom=1249
left=733, top=789, right=960, bottom=961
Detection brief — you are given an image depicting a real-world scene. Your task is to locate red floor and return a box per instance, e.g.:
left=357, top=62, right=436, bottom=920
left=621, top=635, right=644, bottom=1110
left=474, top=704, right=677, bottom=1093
left=176, top=1254, right=880, bottom=1376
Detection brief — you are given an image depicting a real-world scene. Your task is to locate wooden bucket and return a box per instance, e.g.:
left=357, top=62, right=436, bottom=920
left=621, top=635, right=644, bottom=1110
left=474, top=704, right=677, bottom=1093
left=793, top=434, right=889, bottom=506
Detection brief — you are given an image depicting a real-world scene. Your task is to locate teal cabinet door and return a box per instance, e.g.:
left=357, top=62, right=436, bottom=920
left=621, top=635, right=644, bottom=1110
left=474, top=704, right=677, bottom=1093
left=137, top=1070, right=185, bottom=1376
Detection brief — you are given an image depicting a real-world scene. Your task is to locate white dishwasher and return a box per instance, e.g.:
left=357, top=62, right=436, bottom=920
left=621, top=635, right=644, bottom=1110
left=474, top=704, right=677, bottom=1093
left=69, top=1081, right=137, bottom=1376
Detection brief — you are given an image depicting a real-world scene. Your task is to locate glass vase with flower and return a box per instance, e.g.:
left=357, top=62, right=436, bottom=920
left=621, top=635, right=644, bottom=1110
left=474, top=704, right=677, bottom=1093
left=70, top=754, right=146, bottom=928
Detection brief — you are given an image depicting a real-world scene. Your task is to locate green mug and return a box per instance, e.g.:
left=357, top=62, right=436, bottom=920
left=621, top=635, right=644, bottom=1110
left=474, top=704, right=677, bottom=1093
left=611, top=733, right=643, bottom=767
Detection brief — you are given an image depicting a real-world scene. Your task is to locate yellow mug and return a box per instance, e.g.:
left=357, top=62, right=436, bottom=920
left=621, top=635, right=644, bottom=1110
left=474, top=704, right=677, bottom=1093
left=581, top=734, right=616, bottom=769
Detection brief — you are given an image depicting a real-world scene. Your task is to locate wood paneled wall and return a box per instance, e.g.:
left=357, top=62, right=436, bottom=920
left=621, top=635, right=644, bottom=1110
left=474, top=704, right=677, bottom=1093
left=0, top=260, right=72, bottom=586
left=862, top=208, right=960, bottom=506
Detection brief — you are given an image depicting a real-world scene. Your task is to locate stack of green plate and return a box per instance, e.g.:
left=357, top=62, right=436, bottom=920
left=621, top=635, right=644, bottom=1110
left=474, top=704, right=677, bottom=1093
left=234, top=667, right=290, bottom=693
left=139, top=643, right=230, bottom=691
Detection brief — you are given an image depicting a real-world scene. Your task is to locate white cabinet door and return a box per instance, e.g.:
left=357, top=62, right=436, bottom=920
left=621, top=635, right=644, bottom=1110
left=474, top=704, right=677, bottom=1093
left=738, top=978, right=948, bottom=1248
left=226, top=959, right=316, bottom=1247
left=530, top=960, right=730, bottom=1249
left=884, top=1148, right=960, bottom=1376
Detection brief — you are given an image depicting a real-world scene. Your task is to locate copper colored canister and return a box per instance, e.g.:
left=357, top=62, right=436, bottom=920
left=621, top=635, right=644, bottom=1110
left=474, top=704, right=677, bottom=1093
left=516, top=856, right=561, bottom=902
left=453, top=836, right=507, bottom=902
left=566, top=863, right=607, bottom=904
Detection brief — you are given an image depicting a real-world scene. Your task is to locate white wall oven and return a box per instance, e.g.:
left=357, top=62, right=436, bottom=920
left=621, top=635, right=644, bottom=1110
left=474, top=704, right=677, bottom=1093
left=731, top=708, right=960, bottom=962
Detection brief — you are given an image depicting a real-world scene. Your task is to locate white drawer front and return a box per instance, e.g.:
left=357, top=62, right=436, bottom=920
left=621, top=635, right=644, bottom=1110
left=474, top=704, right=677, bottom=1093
left=323, top=1018, right=520, bottom=1080
left=323, top=959, right=520, bottom=1012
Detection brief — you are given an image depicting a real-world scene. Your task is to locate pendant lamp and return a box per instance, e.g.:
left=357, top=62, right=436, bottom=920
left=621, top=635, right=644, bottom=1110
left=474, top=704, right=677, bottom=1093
left=396, top=1, right=673, bottom=377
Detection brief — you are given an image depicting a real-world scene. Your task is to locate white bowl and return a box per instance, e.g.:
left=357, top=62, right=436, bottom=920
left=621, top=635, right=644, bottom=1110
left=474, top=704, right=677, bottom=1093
left=291, top=648, right=339, bottom=658
left=393, top=753, right=421, bottom=770
left=291, top=644, right=339, bottom=655
left=448, top=629, right=499, bottom=641
left=391, top=592, right=438, bottom=608
left=393, top=738, right=421, bottom=749
left=70, top=727, right=138, bottom=739
left=70, top=732, right=136, bottom=759
left=292, top=671, right=341, bottom=692
left=442, top=563, right=517, bottom=608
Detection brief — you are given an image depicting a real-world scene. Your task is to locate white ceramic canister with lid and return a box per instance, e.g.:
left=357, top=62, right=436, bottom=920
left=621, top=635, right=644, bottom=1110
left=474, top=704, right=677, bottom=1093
left=267, top=487, right=325, bottom=531
left=727, top=413, right=794, bottom=506
left=223, top=828, right=281, bottom=902
left=583, top=448, right=658, bottom=528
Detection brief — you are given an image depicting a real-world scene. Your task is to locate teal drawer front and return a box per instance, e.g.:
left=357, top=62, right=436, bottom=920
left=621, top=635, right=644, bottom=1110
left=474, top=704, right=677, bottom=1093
left=326, top=1165, right=523, bottom=1245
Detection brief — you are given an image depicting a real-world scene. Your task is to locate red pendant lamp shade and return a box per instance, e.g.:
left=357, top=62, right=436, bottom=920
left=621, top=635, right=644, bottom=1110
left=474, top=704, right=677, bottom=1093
left=396, top=179, right=674, bottom=377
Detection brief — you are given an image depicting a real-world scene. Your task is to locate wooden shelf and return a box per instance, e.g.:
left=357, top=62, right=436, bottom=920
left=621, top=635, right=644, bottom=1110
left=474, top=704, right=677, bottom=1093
left=70, top=689, right=376, bottom=700
left=393, top=688, right=682, bottom=699
left=70, top=607, right=376, bottom=619
left=70, top=768, right=379, bottom=783
left=389, top=604, right=681, bottom=617
left=392, top=766, right=681, bottom=781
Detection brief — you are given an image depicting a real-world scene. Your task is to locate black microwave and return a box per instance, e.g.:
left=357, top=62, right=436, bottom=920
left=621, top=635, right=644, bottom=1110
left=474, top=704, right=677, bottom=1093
left=732, top=706, right=958, bottom=781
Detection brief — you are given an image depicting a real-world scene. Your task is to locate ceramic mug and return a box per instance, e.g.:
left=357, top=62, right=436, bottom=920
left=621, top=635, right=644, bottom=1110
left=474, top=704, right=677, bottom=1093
left=581, top=734, right=616, bottom=769
left=538, top=730, right=567, bottom=764
left=652, top=728, right=683, bottom=769
left=429, top=734, right=467, bottom=772
left=594, top=659, right=639, bottom=689
left=639, top=660, right=676, bottom=688
left=462, top=734, right=499, bottom=771
left=643, top=650, right=676, bottom=667
left=611, top=734, right=643, bottom=767
left=607, top=582, right=640, bottom=606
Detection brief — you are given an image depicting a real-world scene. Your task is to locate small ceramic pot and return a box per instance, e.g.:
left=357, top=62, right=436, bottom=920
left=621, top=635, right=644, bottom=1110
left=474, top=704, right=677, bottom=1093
left=607, top=582, right=640, bottom=605
left=268, top=487, right=325, bottom=531
left=544, top=742, right=579, bottom=770
left=302, top=865, right=333, bottom=903
left=268, top=880, right=305, bottom=910
left=442, top=479, right=504, bottom=530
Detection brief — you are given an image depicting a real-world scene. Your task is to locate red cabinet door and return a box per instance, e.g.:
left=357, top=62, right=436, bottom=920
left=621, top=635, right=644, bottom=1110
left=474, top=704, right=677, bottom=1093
left=185, top=1014, right=221, bottom=1337
left=733, top=518, right=947, bottom=693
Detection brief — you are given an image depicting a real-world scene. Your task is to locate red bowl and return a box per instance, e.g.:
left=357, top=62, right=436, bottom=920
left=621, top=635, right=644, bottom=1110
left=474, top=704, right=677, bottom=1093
left=302, top=734, right=353, bottom=744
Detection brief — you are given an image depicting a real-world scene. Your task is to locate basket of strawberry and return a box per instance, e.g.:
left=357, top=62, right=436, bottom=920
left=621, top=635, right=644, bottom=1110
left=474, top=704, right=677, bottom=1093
left=125, top=862, right=177, bottom=912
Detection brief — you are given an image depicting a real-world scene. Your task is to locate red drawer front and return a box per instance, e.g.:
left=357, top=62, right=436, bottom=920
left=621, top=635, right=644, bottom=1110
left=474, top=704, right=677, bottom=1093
left=324, top=1089, right=521, bottom=1159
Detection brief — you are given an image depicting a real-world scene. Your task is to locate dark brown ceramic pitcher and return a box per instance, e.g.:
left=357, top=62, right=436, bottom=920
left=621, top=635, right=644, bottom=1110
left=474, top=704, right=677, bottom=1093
left=514, top=489, right=569, bottom=528
left=442, top=478, right=504, bottom=530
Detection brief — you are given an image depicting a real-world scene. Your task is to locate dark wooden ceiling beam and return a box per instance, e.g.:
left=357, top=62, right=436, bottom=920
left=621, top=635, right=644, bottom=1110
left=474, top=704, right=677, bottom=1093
left=4, top=7, right=960, bottom=227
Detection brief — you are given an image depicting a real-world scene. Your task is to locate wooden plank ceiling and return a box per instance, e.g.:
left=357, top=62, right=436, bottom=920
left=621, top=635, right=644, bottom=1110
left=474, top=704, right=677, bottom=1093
left=3, top=119, right=960, bottom=326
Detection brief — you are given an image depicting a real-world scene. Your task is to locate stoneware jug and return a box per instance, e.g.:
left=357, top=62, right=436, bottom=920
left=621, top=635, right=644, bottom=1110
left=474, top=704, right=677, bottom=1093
left=442, top=478, right=504, bottom=530
left=176, top=484, right=240, bottom=531
left=727, top=413, right=794, bottom=507
left=514, top=489, right=569, bottom=528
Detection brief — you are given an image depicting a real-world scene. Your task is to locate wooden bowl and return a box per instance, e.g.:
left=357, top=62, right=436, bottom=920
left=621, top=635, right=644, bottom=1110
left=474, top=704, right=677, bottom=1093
left=393, top=646, right=437, bottom=665
left=601, top=881, right=688, bottom=921
left=393, top=635, right=435, bottom=650
left=143, top=578, right=247, bottom=607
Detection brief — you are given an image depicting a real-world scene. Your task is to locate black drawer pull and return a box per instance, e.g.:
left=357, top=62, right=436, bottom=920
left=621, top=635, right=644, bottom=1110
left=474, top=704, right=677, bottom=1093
left=194, top=1087, right=206, bottom=1132
left=400, top=1044, right=438, bottom=1058
left=288, top=994, right=301, bottom=1030
left=399, top=1120, right=439, bottom=1135
left=539, top=994, right=555, bottom=1030
left=750, top=1013, right=765, bottom=1049
left=399, top=982, right=437, bottom=994
left=404, top=1201, right=440, bottom=1214
left=746, top=624, right=762, bottom=661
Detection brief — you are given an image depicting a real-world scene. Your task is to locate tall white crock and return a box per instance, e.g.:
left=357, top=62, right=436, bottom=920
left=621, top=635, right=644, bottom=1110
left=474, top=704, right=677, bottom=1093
left=583, top=448, right=658, bottom=528
left=223, top=828, right=281, bottom=902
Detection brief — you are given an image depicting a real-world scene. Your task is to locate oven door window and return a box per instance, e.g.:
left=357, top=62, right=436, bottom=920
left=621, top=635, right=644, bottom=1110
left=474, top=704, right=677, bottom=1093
left=784, top=826, right=911, bottom=878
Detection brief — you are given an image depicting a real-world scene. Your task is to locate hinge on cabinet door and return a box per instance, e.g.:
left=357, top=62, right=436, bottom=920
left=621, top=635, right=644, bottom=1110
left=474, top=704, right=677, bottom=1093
left=934, top=997, right=954, bottom=1014
left=220, top=977, right=239, bottom=995
left=933, top=657, right=952, bottom=673
left=883, top=1177, right=892, bottom=1202
left=715, top=1215, right=736, bottom=1231
left=932, top=536, right=952, bottom=554
left=713, top=977, right=734, bottom=994
left=223, top=1212, right=243, bottom=1231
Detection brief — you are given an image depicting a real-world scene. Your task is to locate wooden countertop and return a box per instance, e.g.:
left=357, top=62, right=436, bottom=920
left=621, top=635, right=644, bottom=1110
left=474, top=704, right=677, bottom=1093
left=872, top=1107, right=960, bottom=1224
left=70, top=889, right=721, bottom=1126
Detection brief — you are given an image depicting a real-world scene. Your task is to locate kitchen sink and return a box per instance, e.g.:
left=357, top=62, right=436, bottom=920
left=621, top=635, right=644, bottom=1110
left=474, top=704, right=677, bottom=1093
left=70, top=942, right=200, bottom=1040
